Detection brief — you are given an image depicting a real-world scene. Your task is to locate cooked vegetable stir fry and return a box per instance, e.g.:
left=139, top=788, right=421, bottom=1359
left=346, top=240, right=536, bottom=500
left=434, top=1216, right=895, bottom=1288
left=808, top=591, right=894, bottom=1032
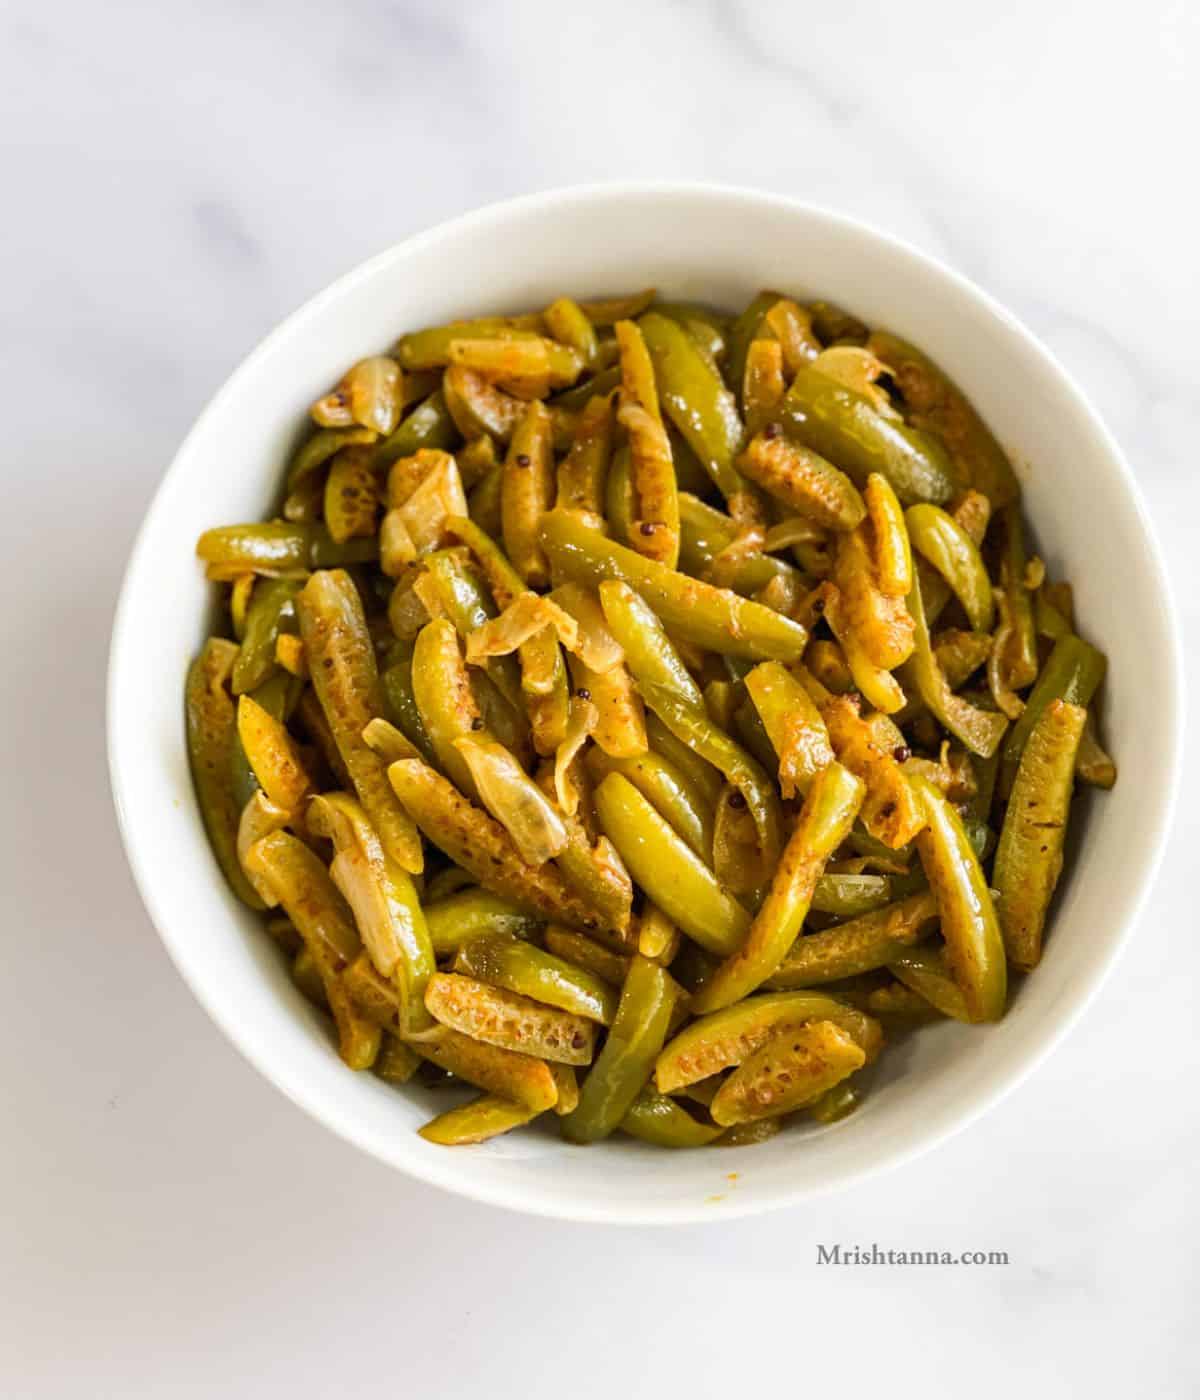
left=188, top=287, right=1115, bottom=1150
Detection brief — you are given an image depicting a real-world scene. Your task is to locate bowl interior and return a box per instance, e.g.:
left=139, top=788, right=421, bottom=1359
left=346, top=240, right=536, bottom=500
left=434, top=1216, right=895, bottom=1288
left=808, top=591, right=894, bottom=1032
left=109, top=187, right=1180, bottom=1222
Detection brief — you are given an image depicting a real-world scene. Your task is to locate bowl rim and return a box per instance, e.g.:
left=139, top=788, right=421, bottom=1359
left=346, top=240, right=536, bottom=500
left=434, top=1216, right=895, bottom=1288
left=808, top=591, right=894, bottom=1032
left=107, top=181, right=1185, bottom=1224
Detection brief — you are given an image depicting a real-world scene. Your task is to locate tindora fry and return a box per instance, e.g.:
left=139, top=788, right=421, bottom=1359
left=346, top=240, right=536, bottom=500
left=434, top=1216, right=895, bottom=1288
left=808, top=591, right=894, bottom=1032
left=189, top=283, right=1115, bottom=1150
left=737, top=428, right=866, bottom=531
left=832, top=519, right=915, bottom=670
left=863, top=473, right=913, bottom=597
left=903, top=566, right=1008, bottom=758
left=743, top=661, right=834, bottom=799
left=780, top=362, right=958, bottom=505
left=541, top=510, right=808, bottom=661
left=911, top=775, right=1007, bottom=1022
left=297, top=569, right=423, bottom=872
left=454, top=931, right=618, bottom=1024
left=374, top=389, right=458, bottom=470
left=411, top=617, right=488, bottom=797
left=545, top=926, right=632, bottom=986
left=395, top=319, right=544, bottom=371
left=888, top=946, right=971, bottom=1022
left=308, top=792, right=435, bottom=1034
left=678, top=494, right=799, bottom=597
left=811, top=872, right=919, bottom=916
left=423, top=889, right=542, bottom=956
left=418, top=1095, right=541, bottom=1146
left=454, top=736, right=568, bottom=865
left=819, top=695, right=924, bottom=849
left=905, top=503, right=993, bottom=632
left=424, top=972, right=596, bottom=1065
left=638, top=312, right=745, bottom=502
left=232, top=577, right=301, bottom=695
left=993, top=699, right=1087, bottom=970
left=586, top=747, right=714, bottom=860
left=599, top=580, right=703, bottom=709
left=556, top=392, right=615, bottom=526
left=866, top=331, right=1019, bottom=506
left=501, top=401, right=555, bottom=587
left=655, top=992, right=882, bottom=1093
left=764, top=891, right=939, bottom=988
left=763, top=297, right=821, bottom=374
left=236, top=695, right=314, bottom=813
left=620, top=1088, right=722, bottom=1148
left=561, top=955, right=680, bottom=1143
left=691, top=762, right=865, bottom=1013
left=412, top=1025, right=559, bottom=1112
left=385, top=757, right=609, bottom=934
left=996, top=506, right=1039, bottom=690
left=531, top=761, right=634, bottom=935
left=243, top=831, right=380, bottom=1068
left=742, top=338, right=786, bottom=438
left=640, top=681, right=783, bottom=875
left=809, top=1082, right=862, bottom=1124
left=710, top=1020, right=866, bottom=1126
left=1001, top=633, right=1106, bottom=787
left=324, top=445, right=380, bottom=543
left=594, top=773, right=750, bottom=955
left=186, top=639, right=266, bottom=909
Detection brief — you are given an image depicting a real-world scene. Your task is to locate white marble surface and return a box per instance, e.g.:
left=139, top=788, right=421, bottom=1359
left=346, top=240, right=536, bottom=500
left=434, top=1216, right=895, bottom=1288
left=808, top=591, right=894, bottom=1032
left=2, top=2, right=1197, bottom=1394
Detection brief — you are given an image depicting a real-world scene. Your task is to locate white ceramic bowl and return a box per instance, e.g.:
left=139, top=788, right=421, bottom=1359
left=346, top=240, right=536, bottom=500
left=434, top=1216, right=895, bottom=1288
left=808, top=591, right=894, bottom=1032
left=109, top=184, right=1182, bottom=1224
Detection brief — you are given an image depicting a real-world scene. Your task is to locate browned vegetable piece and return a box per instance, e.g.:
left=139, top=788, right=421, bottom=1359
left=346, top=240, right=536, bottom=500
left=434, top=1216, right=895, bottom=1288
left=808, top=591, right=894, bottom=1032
left=820, top=695, right=925, bottom=849
left=413, top=1025, right=559, bottom=1112
left=501, top=401, right=555, bottom=588
left=737, top=428, right=867, bottom=532
left=297, top=569, right=423, bottom=872
left=382, top=755, right=609, bottom=934
left=742, top=339, right=785, bottom=437
left=425, top=972, right=596, bottom=1065
left=243, top=831, right=379, bottom=1069
left=710, top=1019, right=866, bottom=1125
left=557, top=392, right=615, bottom=528
left=324, top=445, right=380, bottom=543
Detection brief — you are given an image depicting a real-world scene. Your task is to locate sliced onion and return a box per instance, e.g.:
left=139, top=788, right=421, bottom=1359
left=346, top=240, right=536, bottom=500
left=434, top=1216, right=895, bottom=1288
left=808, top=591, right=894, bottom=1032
left=454, top=736, right=568, bottom=866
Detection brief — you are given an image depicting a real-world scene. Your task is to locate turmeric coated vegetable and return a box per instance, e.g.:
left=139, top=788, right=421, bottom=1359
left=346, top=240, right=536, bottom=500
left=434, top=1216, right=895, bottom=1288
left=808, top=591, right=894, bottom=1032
left=911, top=775, right=1007, bottom=1022
left=586, top=747, right=713, bottom=860
left=455, top=930, right=618, bottom=1024
left=297, top=570, right=423, bottom=872
left=307, top=792, right=435, bottom=1034
left=656, top=991, right=881, bottom=1093
left=425, top=972, right=596, bottom=1065
left=638, top=312, right=745, bottom=502
left=189, top=284, right=1115, bottom=1149
left=383, top=755, right=608, bottom=934
left=186, top=639, right=266, bottom=909
left=541, top=510, right=808, bottom=662
left=765, top=891, right=939, bottom=988
left=743, top=661, right=834, bottom=799
left=993, top=699, right=1087, bottom=970
left=780, top=363, right=958, bottom=505
left=594, top=772, right=749, bottom=955
left=413, top=1025, right=558, bottom=1112
left=710, top=1020, right=866, bottom=1125
left=418, top=1095, right=541, bottom=1146
left=737, top=428, right=866, bottom=532
left=692, top=761, right=865, bottom=1013
left=561, top=955, right=680, bottom=1143
left=905, top=503, right=994, bottom=632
